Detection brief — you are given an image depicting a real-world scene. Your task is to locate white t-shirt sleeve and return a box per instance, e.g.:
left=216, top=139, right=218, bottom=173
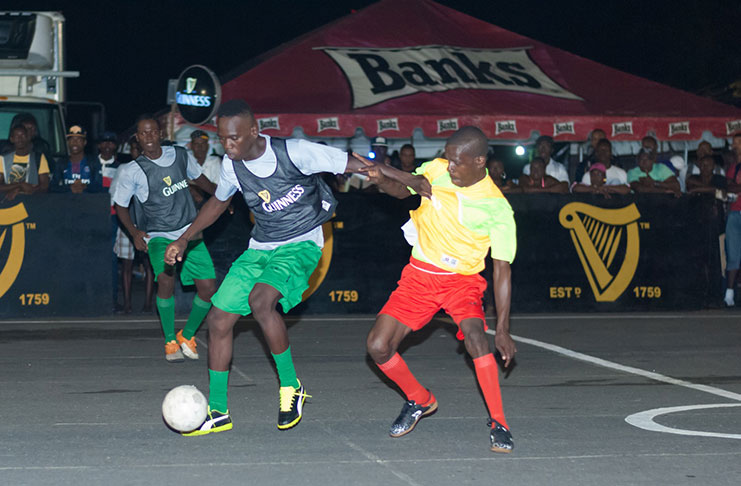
left=202, top=156, right=221, bottom=183
left=186, top=151, right=204, bottom=180
left=522, top=163, right=531, bottom=175
left=581, top=172, right=591, bottom=185
left=214, top=156, right=240, bottom=201
left=555, top=163, right=569, bottom=183
left=112, top=162, right=148, bottom=207
left=286, top=139, right=348, bottom=175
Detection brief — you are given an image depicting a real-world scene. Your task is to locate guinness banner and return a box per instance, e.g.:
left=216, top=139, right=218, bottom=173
left=0, top=193, right=722, bottom=317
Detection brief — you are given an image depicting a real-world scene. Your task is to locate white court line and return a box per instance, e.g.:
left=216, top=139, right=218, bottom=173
left=625, top=404, right=741, bottom=439
left=498, top=332, right=741, bottom=402
left=485, top=329, right=741, bottom=440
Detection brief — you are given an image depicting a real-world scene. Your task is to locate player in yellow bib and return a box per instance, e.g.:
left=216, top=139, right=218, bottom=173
left=359, top=126, right=518, bottom=453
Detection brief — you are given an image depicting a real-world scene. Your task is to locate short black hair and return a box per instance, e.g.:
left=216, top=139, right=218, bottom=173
left=135, top=113, right=159, bottom=129
left=447, top=126, right=488, bottom=158
left=217, top=99, right=254, bottom=119
left=535, top=135, right=554, bottom=146
left=531, top=156, right=546, bottom=166
left=596, top=138, right=612, bottom=149
left=400, top=143, right=415, bottom=152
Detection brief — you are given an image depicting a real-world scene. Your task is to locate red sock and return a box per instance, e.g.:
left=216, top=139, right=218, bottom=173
left=377, top=353, right=432, bottom=405
left=474, top=353, right=508, bottom=429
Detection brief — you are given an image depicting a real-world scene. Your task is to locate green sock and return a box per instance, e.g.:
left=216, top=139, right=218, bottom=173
left=272, top=346, right=299, bottom=388
left=156, top=296, right=176, bottom=342
left=209, top=369, right=229, bottom=412
left=182, top=295, right=211, bottom=340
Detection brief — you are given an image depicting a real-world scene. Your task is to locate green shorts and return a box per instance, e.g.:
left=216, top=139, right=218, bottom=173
left=211, top=240, right=322, bottom=316
left=147, top=237, right=216, bottom=285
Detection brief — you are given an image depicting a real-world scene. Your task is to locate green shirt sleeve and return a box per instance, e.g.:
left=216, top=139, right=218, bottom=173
left=407, top=160, right=435, bottom=195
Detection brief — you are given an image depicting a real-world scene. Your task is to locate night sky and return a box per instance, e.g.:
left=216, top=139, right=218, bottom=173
left=8, top=0, right=741, bottom=133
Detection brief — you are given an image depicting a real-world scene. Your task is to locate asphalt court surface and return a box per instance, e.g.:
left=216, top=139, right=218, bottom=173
left=1, top=312, right=740, bottom=485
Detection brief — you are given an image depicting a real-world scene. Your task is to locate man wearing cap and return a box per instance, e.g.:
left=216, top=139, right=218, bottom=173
left=521, top=135, right=569, bottom=183
left=0, top=124, right=51, bottom=199
left=52, top=125, right=102, bottom=193
left=188, top=130, right=222, bottom=206
left=371, top=136, right=392, bottom=166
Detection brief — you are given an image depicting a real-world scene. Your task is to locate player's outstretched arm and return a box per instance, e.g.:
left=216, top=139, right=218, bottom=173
left=164, top=196, right=230, bottom=264
left=351, top=152, right=432, bottom=198
left=492, top=258, right=517, bottom=367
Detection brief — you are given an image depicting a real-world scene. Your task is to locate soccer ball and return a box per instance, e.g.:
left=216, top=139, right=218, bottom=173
left=162, top=385, right=208, bottom=432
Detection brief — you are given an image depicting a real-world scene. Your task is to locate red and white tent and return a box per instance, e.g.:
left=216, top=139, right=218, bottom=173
left=218, top=0, right=741, bottom=142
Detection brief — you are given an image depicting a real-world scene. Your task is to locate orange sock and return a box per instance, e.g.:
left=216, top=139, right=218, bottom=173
left=377, top=353, right=433, bottom=405
left=474, top=353, right=508, bottom=429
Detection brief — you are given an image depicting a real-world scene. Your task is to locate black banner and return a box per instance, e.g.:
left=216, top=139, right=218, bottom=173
left=0, top=192, right=723, bottom=317
left=0, top=194, right=111, bottom=317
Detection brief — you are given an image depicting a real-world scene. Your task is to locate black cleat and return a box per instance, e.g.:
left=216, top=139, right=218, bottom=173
left=488, top=418, right=514, bottom=453
left=389, top=397, right=438, bottom=437
left=277, top=380, right=310, bottom=430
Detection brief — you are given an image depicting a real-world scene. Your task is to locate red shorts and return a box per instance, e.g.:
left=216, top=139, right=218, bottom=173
left=379, top=257, right=487, bottom=340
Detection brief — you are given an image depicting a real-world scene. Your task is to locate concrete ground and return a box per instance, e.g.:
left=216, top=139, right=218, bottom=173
left=1, top=312, right=740, bottom=485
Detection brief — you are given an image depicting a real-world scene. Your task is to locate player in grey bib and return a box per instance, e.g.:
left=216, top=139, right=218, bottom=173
left=164, top=99, right=429, bottom=436
left=114, top=115, right=218, bottom=363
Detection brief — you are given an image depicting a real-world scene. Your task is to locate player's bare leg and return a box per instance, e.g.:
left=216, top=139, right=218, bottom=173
left=459, top=317, right=513, bottom=453
left=248, top=282, right=309, bottom=429
left=367, top=314, right=437, bottom=437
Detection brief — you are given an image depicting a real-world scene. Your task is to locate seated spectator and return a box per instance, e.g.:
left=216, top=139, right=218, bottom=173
left=0, top=113, right=53, bottom=169
left=370, top=136, right=392, bottom=166
left=627, top=147, right=681, bottom=196
left=688, top=141, right=725, bottom=177
left=398, top=143, right=417, bottom=173
left=574, top=128, right=607, bottom=182
left=0, top=124, right=51, bottom=200
left=522, top=135, right=570, bottom=183
left=518, top=157, right=568, bottom=193
left=52, top=125, right=102, bottom=193
left=687, top=155, right=727, bottom=195
left=187, top=130, right=221, bottom=206
left=572, top=163, right=630, bottom=197
left=487, top=157, right=520, bottom=193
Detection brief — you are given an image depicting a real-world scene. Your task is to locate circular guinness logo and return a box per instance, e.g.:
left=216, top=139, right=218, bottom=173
left=175, top=65, right=221, bottom=125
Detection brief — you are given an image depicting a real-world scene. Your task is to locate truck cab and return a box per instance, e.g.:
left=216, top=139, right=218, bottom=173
left=0, top=11, right=78, bottom=159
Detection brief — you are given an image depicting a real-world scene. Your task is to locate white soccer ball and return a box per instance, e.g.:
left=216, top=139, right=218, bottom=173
left=162, top=385, right=208, bottom=432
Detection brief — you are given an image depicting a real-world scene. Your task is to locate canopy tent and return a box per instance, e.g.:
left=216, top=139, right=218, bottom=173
left=213, top=0, right=741, bottom=143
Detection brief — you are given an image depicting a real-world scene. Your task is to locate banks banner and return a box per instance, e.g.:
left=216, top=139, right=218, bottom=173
left=0, top=194, right=111, bottom=317
left=319, top=45, right=582, bottom=108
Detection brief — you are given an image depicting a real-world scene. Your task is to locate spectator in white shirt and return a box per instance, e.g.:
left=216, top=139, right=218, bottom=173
left=522, top=135, right=569, bottom=183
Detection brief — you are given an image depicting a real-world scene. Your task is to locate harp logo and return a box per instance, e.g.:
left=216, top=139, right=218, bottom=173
left=258, top=190, right=271, bottom=203
left=559, top=202, right=641, bottom=302
left=0, top=204, right=29, bottom=299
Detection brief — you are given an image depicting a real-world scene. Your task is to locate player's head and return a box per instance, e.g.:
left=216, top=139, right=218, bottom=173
left=135, top=114, right=162, bottom=156
left=444, top=126, right=488, bottom=187
left=216, top=99, right=258, bottom=161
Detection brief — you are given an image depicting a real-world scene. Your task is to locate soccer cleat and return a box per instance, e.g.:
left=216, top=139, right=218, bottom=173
left=277, top=380, right=311, bottom=430
left=488, top=418, right=514, bottom=453
left=165, top=340, right=184, bottom=363
left=182, top=407, right=233, bottom=436
left=389, top=395, right=438, bottom=438
left=176, top=330, right=199, bottom=360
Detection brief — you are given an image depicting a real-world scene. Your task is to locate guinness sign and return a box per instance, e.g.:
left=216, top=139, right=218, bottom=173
left=175, top=65, right=221, bottom=125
